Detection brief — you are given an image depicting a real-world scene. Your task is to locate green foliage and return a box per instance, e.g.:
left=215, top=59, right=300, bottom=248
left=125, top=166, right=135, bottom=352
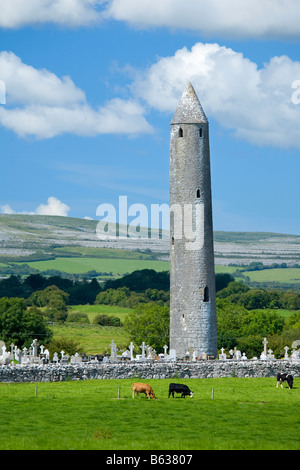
left=0, top=297, right=53, bottom=348
left=95, top=286, right=169, bottom=308
left=47, top=337, right=82, bottom=359
left=66, top=312, right=90, bottom=324
left=268, top=328, right=300, bottom=357
left=124, top=303, right=169, bottom=353
left=93, top=314, right=122, bottom=327
left=284, top=311, right=300, bottom=329
left=28, top=285, right=69, bottom=323
left=217, top=281, right=250, bottom=298
left=238, top=310, right=285, bottom=337
left=215, top=273, right=235, bottom=292
left=104, top=269, right=170, bottom=292
left=217, top=282, right=300, bottom=310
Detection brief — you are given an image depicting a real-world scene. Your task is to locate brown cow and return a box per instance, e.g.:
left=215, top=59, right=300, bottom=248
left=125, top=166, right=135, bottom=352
left=132, top=382, right=156, bottom=399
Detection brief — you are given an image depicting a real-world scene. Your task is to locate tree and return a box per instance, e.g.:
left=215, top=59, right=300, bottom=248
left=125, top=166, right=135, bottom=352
left=217, top=281, right=250, bottom=299
left=124, top=303, right=169, bottom=353
left=28, top=285, right=69, bottom=322
left=215, top=273, right=235, bottom=292
left=47, top=337, right=82, bottom=360
left=239, top=310, right=285, bottom=337
left=216, top=298, right=247, bottom=335
left=0, top=297, right=53, bottom=348
left=93, top=314, right=122, bottom=327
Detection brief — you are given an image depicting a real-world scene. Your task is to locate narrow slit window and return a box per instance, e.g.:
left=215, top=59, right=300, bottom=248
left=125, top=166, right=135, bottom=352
left=178, top=127, right=183, bottom=138
left=204, top=286, right=209, bottom=302
left=171, top=236, right=175, bottom=246
left=199, top=128, right=203, bottom=138
left=196, top=189, right=201, bottom=198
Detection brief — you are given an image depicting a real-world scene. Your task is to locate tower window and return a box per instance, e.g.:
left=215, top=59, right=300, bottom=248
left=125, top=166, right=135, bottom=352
left=196, top=189, right=201, bottom=198
left=199, top=128, right=203, bottom=138
left=171, top=236, right=175, bottom=246
left=178, top=127, right=183, bottom=138
left=204, top=286, right=209, bottom=302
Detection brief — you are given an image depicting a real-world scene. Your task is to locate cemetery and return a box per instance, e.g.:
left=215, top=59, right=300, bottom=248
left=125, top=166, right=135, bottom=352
left=0, top=337, right=299, bottom=383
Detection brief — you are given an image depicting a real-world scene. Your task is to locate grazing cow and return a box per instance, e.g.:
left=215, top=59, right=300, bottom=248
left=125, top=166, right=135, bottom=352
left=132, top=382, right=156, bottom=399
left=168, top=383, right=194, bottom=398
left=276, top=373, right=293, bottom=389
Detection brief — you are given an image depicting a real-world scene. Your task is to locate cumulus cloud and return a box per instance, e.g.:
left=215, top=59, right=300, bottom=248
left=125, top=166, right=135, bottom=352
left=104, top=0, right=300, bottom=39
left=131, top=42, right=300, bottom=148
left=0, top=197, right=71, bottom=216
left=2, top=0, right=300, bottom=40
left=0, top=0, right=102, bottom=28
left=35, top=196, right=70, bottom=216
left=0, top=51, right=152, bottom=138
left=0, top=204, right=15, bottom=214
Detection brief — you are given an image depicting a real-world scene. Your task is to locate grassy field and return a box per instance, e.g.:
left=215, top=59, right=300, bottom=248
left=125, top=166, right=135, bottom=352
left=69, top=304, right=133, bottom=324
left=0, top=377, right=298, bottom=450
left=243, top=268, right=300, bottom=284
left=15, top=257, right=169, bottom=275
left=52, top=305, right=133, bottom=354
left=53, top=304, right=296, bottom=356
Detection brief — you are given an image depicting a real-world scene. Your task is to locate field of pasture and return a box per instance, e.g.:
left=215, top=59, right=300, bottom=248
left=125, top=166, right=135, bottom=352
left=0, top=377, right=299, bottom=450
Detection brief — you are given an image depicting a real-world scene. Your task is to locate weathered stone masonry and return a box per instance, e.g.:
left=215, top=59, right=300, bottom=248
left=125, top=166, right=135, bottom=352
left=169, top=82, right=217, bottom=359
left=0, top=361, right=299, bottom=383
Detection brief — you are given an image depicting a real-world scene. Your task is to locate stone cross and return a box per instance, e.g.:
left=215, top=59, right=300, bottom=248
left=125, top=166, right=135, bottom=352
left=284, top=346, right=289, bottom=359
left=262, top=337, right=268, bottom=357
left=163, top=345, right=168, bottom=357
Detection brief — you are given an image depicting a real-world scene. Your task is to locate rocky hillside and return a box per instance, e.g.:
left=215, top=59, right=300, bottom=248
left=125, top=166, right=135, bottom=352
left=0, top=214, right=299, bottom=266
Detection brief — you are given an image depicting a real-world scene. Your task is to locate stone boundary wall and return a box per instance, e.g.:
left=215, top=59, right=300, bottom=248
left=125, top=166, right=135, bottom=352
left=0, top=360, right=299, bottom=383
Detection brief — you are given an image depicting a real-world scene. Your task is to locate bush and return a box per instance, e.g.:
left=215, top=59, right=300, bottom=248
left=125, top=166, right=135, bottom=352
left=66, top=312, right=90, bottom=324
left=47, top=337, right=82, bottom=359
left=93, top=314, right=122, bottom=327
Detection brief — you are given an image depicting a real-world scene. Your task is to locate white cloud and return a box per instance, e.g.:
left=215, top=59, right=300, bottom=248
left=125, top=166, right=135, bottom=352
left=104, top=0, right=300, bottom=39
left=0, top=204, right=15, bottom=214
left=131, top=42, right=300, bottom=149
left=0, top=0, right=102, bottom=28
left=0, top=51, right=153, bottom=138
left=1, top=0, right=300, bottom=40
left=35, top=196, right=70, bottom=216
left=0, top=197, right=70, bottom=216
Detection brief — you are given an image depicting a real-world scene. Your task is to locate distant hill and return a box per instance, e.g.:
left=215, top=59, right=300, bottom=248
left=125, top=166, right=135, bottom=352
left=0, top=214, right=299, bottom=267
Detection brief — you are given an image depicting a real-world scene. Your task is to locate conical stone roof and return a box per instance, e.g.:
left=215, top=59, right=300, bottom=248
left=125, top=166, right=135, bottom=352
left=171, top=82, right=207, bottom=124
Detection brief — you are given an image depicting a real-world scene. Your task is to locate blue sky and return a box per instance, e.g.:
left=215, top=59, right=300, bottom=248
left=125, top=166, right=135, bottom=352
left=0, top=0, right=299, bottom=235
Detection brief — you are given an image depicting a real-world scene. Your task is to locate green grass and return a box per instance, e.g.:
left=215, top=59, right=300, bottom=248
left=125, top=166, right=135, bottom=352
left=0, top=378, right=299, bottom=450
left=69, top=304, right=133, bottom=324
left=50, top=323, right=130, bottom=354
left=53, top=305, right=133, bottom=354
left=57, top=305, right=296, bottom=355
left=15, top=257, right=169, bottom=275
left=243, top=268, right=300, bottom=284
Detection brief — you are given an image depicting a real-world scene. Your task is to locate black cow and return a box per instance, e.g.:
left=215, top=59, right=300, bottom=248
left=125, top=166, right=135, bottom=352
left=168, top=383, right=193, bottom=398
left=276, top=373, right=293, bottom=389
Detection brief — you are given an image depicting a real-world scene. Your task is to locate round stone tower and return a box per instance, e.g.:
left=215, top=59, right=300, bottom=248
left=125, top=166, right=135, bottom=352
left=169, top=82, right=217, bottom=359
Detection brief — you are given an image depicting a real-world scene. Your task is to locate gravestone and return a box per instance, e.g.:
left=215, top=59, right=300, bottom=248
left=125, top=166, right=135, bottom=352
left=110, top=340, right=117, bottom=362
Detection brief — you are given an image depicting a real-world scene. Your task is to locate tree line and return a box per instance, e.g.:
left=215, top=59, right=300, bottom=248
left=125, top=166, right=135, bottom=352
left=0, top=270, right=299, bottom=358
